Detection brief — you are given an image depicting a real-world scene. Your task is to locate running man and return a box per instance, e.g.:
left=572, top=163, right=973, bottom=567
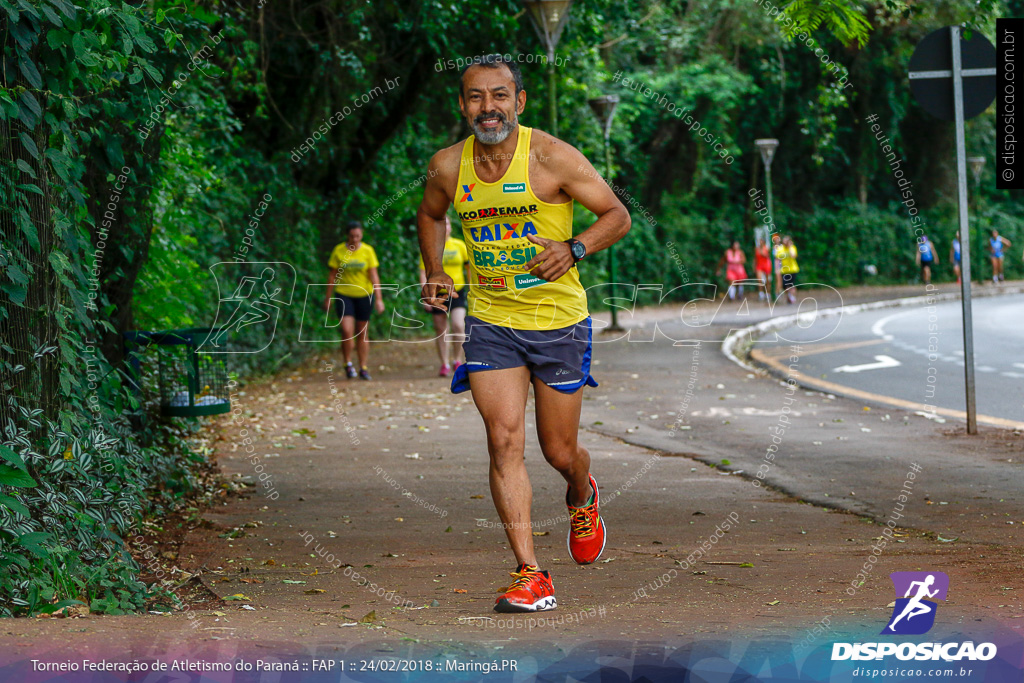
left=418, top=214, right=470, bottom=377
left=885, top=574, right=940, bottom=632
left=989, top=229, right=1011, bottom=284
left=916, top=234, right=937, bottom=286
left=950, top=231, right=962, bottom=285
left=416, top=54, right=631, bottom=613
left=323, top=221, right=386, bottom=380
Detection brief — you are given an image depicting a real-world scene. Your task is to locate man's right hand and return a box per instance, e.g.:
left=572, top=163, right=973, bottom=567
left=422, top=272, right=455, bottom=312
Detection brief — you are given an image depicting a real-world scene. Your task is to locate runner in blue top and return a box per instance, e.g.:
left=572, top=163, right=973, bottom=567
left=989, top=229, right=1012, bottom=284
left=950, top=231, right=962, bottom=285
left=916, top=235, right=937, bottom=286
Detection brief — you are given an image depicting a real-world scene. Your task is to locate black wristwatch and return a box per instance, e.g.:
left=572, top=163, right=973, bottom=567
left=566, top=238, right=586, bottom=263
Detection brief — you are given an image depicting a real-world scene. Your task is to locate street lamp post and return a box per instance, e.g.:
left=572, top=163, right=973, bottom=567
left=588, top=95, right=622, bottom=332
left=522, top=0, right=573, bottom=137
left=967, top=155, right=985, bottom=281
left=755, top=138, right=780, bottom=295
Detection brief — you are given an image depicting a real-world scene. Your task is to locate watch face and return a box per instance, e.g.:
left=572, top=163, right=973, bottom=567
left=571, top=242, right=586, bottom=260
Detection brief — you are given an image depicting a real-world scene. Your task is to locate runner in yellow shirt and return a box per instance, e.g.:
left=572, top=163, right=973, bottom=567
left=417, top=55, right=631, bottom=614
left=322, top=221, right=385, bottom=380
left=775, top=235, right=799, bottom=304
left=418, top=214, right=470, bottom=377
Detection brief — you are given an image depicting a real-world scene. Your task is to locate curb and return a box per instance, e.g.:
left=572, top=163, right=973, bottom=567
left=721, top=284, right=1024, bottom=426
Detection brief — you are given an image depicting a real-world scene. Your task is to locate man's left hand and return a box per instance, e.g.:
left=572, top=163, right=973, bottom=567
left=524, top=234, right=575, bottom=282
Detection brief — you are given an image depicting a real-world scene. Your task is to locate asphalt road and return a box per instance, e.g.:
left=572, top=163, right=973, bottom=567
left=756, top=293, right=1024, bottom=424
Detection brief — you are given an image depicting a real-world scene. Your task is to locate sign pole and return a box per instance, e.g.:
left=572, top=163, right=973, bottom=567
left=951, top=26, right=978, bottom=435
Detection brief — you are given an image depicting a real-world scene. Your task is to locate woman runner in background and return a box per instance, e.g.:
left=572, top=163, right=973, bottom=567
left=989, top=229, right=1011, bottom=284
left=716, top=240, right=748, bottom=301
left=916, top=234, right=937, bottom=286
left=777, top=235, right=799, bottom=304
left=754, top=238, right=772, bottom=301
left=323, top=221, right=386, bottom=380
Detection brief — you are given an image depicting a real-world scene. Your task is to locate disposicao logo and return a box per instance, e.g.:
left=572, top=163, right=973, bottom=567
left=831, top=571, right=997, bottom=663
left=883, top=571, right=947, bottom=635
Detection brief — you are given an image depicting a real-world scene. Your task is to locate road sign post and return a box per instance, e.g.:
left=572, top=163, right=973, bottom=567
left=908, top=25, right=996, bottom=435
left=950, top=28, right=978, bottom=435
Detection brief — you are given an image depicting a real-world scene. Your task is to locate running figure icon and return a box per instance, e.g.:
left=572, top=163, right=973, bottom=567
left=885, top=574, right=940, bottom=633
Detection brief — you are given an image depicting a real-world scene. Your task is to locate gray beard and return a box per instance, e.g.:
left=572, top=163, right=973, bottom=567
left=472, top=114, right=518, bottom=145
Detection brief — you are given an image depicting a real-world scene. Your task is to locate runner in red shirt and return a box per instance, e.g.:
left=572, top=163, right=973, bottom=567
left=754, top=239, right=772, bottom=301
left=716, top=240, right=748, bottom=301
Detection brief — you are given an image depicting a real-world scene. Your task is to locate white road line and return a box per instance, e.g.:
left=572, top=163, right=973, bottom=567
left=833, top=355, right=902, bottom=373
left=870, top=310, right=916, bottom=341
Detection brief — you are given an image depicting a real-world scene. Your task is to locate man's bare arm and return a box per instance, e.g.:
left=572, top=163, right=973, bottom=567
left=557, top=146, right=632, bottom=255
left=416, top=152, right=456, bottom=308
left=525, top=141, right=631, bottom=281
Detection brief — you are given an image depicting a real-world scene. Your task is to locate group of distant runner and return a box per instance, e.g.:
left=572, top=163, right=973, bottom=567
left=715, top=233, right=799, bottom=304
left=916, top=229, right=1012, bottom=286
left=712, top=228, right=1015, bottom=299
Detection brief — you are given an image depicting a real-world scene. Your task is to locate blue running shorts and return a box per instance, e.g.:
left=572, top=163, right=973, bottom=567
left=450, top=315, right=599, bottom=395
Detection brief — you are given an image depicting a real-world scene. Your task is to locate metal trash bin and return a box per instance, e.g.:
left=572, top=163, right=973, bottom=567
left=122, top=328, right=231, bottom=417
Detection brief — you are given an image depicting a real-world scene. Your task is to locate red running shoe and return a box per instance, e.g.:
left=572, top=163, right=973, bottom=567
left=566, top=474, right=606, bottom=564
left=494, top=564, right=556, bottom=613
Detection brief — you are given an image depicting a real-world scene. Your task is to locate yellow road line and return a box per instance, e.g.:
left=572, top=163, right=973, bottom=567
left=750, top=349, right=1024, bottom=431
left=757, top=338, right=886, bottom=360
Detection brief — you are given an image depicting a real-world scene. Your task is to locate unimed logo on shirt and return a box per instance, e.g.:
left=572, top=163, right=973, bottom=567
left=502, top=182, right=525, bottom=193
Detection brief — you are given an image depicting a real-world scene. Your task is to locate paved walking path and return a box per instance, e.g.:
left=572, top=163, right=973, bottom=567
left=4, top=283, right=1022, bottom=668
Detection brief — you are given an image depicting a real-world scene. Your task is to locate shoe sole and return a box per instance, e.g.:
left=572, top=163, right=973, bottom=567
left=494, top=595, right=557, bottom=613
left=567, top=518, right=607, bottom=565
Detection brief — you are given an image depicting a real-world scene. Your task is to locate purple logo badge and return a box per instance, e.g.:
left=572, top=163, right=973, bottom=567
left=882, top=572, right=949, bottom=635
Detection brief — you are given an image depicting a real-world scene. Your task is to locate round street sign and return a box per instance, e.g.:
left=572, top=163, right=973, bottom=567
left=909, top=26, right=997, bottom=121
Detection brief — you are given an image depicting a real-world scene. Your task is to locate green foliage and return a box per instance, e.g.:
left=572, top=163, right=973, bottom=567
left=777, top=0, right=873, bottom=47
left=0, top=0, right=221, bottom=616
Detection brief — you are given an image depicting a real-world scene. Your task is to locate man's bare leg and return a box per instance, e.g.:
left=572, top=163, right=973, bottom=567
left=469, top=367, right=536, bottom=566
left=533, top=379, right=592, bottom=506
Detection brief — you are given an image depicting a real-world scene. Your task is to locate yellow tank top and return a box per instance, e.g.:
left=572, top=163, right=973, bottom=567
left=454, top=126, right=588, bottom=330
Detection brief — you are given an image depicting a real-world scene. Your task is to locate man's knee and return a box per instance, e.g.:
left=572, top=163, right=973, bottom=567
left=540, top=440, right=582, bottom=471
left=486, top=422, right=524, bottom=458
